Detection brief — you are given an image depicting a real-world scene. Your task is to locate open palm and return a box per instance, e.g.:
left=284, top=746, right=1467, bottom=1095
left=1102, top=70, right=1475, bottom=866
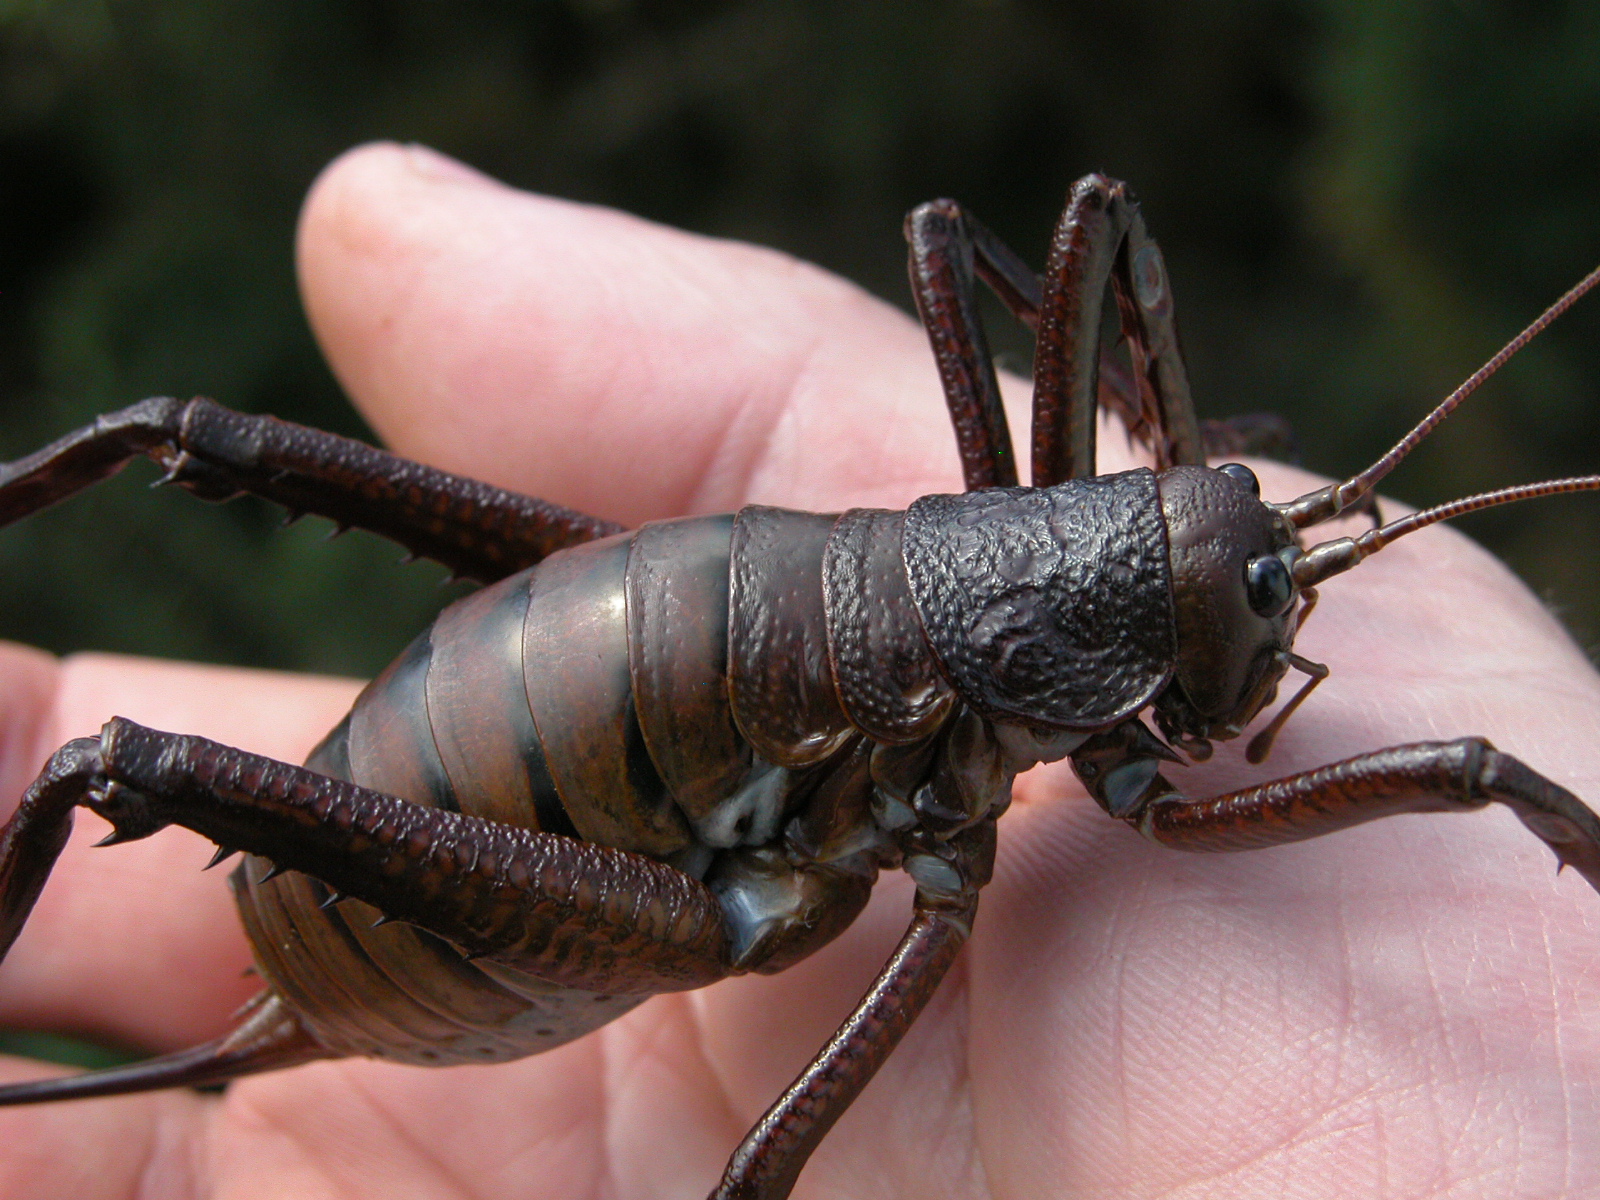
left=0, top=142, right=1596, bottom=1199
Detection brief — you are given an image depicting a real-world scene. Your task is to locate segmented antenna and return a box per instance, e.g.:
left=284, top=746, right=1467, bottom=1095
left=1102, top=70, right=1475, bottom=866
left=1279, top=263, right=1600, bottom=530
left=1293, top=474, right=1600, bottom=588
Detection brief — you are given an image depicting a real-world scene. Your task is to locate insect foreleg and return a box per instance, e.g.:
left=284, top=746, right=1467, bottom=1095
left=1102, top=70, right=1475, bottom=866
left=904, top=196, right=1255, bottom=491
left=1032, top=174, right=1204, bottom=485
left=0, top=718, right=734, bottom=995
left=1072, top=728, right=1600, bottom=892
left=0, top=396, right=621, bottom=582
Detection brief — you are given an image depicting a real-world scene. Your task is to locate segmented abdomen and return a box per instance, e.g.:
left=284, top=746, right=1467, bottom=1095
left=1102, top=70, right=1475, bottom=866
left=235, top=531, right=651, bottom=1064
left=234, top=507, right=982, bottom=1065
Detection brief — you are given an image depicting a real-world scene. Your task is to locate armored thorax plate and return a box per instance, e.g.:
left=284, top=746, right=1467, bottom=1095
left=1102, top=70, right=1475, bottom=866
left=902, top=468, right=1176, bottom=729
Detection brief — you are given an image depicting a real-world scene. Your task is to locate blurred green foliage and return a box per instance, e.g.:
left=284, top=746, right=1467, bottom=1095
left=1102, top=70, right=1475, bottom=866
left=0, top=1027, right=139, bottom=1069
left=1, top=0, right=1599, bottom=676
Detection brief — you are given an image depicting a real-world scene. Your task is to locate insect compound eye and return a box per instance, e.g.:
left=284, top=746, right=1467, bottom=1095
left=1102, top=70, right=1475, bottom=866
left=1244, top=553, right=1295, bottom=619
left=1217, top=463, right=1260, bottom=496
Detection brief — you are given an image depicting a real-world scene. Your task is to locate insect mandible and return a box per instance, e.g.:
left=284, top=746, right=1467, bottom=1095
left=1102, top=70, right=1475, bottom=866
left=0, top=172, right=1597, bottom=1199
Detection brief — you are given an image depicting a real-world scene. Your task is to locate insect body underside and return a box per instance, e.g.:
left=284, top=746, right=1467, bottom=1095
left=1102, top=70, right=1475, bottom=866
left=239, top=505, right=1028, bottom=1066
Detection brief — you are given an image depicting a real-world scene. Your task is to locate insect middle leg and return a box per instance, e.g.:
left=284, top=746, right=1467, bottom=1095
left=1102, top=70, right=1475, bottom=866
left=0, top=396, right=621, bottom=582
left=708, top=820, right=994, bottom=1200
left=905, top=191, right=1272, bottom=492
left=710, top=897, right=976, bottom=1200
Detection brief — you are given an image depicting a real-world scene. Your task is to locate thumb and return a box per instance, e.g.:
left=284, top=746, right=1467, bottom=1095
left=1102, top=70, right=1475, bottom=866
left=296, top=141, right=969, bottom=523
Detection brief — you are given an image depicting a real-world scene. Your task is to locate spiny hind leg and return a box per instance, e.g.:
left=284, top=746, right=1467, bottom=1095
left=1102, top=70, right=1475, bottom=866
left=0, top=719, right=736, bottom=1104
left=0, top=397, right=623, bottom=583
left=2, top=719, right=733, bottom=992
left=0, top=738, right=327, bottom=1104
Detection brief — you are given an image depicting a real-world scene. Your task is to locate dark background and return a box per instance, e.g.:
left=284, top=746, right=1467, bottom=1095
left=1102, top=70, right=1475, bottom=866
left=3, top=0, right=1600, bottom=677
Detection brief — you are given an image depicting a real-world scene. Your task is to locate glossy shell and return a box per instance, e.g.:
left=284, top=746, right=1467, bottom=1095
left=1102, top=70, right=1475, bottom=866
left=233, top=509, right=967, bottom=1064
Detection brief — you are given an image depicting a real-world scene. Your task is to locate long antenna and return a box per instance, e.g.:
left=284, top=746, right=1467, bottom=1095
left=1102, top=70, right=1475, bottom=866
left=1279, top=263, right=1600, bottom=530
left=1293, top=474, right=1600, bottom=588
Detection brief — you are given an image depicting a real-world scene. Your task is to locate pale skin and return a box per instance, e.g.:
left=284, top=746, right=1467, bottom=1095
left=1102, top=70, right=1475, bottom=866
left=0, top=141, right=1596, bottom=1199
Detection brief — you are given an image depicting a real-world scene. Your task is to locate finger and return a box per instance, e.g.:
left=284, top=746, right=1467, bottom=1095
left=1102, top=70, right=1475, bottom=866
left=971, top=785, right=1600, bottom=1199
left=298, top=141, right=1001, bottom=520
left=0, top=651, right=359, bottom=1052
left=0, top=1079, right=207, bottom=1200
left=0, top=642, right=61, bottom=817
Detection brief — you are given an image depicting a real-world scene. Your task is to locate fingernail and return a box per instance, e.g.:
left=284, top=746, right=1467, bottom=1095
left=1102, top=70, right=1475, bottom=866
left=402, top=143, right=489, bottom=186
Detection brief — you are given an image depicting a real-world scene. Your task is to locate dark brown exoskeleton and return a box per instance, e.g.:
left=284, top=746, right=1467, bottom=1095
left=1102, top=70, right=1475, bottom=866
left=0, top=174, right=1597, bottom=1200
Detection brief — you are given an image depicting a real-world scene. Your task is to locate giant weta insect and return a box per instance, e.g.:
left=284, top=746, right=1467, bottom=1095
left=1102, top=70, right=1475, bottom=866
left=0, top=173, right=1596, bottom=1198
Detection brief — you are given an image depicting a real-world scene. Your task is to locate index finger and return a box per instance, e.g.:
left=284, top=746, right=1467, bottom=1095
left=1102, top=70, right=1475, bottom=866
left=296, top=141, right=1035, bottom=520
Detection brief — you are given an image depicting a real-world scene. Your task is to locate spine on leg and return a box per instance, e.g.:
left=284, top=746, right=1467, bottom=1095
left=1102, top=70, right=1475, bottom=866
left=96, top=718, right=733, bottom=995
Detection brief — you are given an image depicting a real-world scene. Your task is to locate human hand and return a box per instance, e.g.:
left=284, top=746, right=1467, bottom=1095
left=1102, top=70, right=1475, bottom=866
left=0, top=141, right=1596, bottom=1198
